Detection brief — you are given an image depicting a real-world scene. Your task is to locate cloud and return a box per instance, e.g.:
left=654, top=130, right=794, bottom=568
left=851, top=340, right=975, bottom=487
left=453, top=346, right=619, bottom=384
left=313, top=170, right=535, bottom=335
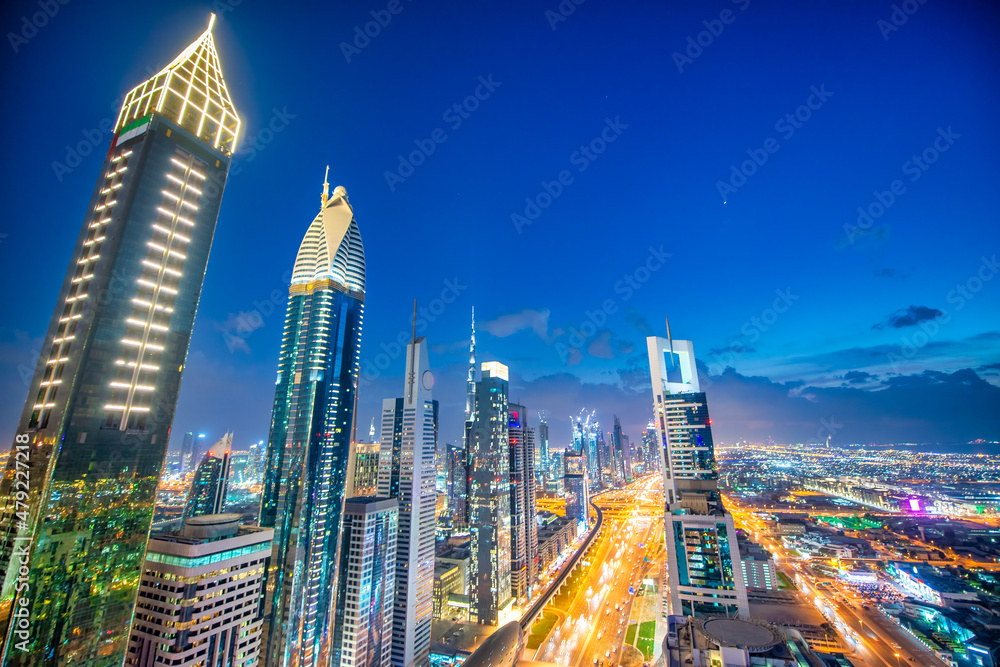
left=625, top=307, right=653, bottom=335
left=212, top=311, right=266, bottom=353
left=481, top=309, right=550, bottom=341
left=841, top=370, right=877, bottom=384
left=873, top=305, right=944, bottom=330
left=708, top=343, right=756, bottom=356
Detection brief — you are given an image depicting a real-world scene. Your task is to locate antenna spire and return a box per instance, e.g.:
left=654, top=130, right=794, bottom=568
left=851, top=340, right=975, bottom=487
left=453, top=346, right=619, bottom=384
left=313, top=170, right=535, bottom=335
left=321, top=165, right=330, bottom=207
left=665, top=315, right=675, bottom=366
left=208, top=13, right=216, bottom=31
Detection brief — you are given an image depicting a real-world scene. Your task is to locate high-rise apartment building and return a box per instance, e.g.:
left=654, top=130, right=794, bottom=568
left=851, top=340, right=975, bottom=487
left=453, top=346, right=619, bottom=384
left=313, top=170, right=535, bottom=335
left=334, top=497, right=398, bottom=667
left=468, top=362, right=513, bottom=626
left=563, top=450, right=590, bottom=533
left=0, top=17, right=240, bottom=664
left=612, top=416, right=631, bottom=484
left=183, top=433, right=232, bottom=519
left=507, top=403, right=537, bottom=602
left=258, top=176, right=366, bottom=667
left=376, top=338, right=437, bottom=667
left=126, top=514, right=272, bottom=667
left=647, top=335, right=749, bottom=618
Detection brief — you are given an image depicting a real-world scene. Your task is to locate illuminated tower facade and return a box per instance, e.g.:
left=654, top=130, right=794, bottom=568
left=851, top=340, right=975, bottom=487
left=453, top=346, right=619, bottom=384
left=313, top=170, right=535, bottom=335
left=507, top=403, right=537, bottom=602
left=376, top=338, right=436, bottom=667
left=646, top=335, right=748, bottom=619
left=258, top=176, right=366, bottom=667
left=183, top=432, right=233, bottom=520
left=468, top=362, right=513, bottom=626
left=0, top=16, right=240, bottom=665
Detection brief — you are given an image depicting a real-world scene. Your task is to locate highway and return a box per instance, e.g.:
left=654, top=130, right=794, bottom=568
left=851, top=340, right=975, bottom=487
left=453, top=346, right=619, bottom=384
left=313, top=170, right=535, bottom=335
left=531, top=475, right=663, bottom=667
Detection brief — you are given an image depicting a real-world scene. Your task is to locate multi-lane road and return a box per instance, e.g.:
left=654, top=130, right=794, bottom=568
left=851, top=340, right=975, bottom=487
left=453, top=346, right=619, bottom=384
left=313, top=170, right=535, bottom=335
left=532, top=475, right=663, bottom=667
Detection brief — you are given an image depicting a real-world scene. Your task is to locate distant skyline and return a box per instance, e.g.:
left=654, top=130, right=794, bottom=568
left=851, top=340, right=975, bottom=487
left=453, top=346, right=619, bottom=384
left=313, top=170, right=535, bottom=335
left=1, top=0, right=998, bottom=453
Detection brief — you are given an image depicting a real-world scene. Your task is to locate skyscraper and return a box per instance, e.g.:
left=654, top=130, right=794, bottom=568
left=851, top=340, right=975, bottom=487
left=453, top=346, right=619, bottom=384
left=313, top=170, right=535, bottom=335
left=611, top=415, right=631, bottom=484
left=258, top=175, right=366, bottom=667
left=353, top=441, right=381, bottom=497
left=468, top=362, right=513, bottom=626
left=647, top=334, right=749, bottom=618
left=126, top=514, right=272, bottom=667
left=563, top=450, right=590, bottom=533
left=507, top=403, right=538, bottom=602
left=0, top=16, right=240, bottom=664
left=457, top=308, right=476, bottom=531
left=183, top=432, right=233, bottom=520
left=334, top=498, right=398, bottom=667
left=178, top=431, right=195, bottom=473
left=537, top=413, right=550, bottom=485
left=376, top=337, right=436, bottom=667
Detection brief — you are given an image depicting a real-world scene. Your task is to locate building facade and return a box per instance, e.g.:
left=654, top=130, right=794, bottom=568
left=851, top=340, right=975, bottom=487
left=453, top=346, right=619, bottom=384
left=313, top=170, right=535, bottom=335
left=377, top=339, right=436, bottom=667
left=468, top=362, right=513, bottom=626
left=563, top=450, right=590, bottom=533
left=0, top=17, right=240, bottom=665
left=353, top=442, right=381, bottom=497
left=184, top=441, right=232, bottom=520
left=507, top=403, right=537, bottom=603
left=647, top=336, right=749, bottom=618
left=126, top=514, right=272, bottom=667
left=258, top=177, right=366, bottom=667
left=334, top=497, right=398, bottom=667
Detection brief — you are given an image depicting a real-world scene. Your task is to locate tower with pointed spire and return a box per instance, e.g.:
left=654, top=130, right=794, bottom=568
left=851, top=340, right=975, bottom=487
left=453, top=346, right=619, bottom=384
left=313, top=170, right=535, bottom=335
left=0, top=16, right=240, bottom=664
left=257, top=170, right=366, bottom=667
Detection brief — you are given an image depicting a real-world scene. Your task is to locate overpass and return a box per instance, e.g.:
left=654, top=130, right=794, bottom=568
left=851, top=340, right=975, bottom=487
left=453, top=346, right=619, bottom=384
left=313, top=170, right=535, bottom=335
left=519, top=499, right=605, bottom=632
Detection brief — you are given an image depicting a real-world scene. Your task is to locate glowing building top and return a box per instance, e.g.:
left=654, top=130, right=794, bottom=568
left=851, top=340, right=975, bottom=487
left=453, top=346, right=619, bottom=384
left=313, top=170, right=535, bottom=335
left=290, top=169, right=366, bottom=295
left=115, top=14, right=241, bottom=154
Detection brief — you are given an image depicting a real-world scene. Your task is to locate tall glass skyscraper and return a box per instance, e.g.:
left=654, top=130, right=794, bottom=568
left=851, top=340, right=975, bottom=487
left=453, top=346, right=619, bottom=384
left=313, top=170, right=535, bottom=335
left=646, top=336, right=749, bottom=619
left=507, top=403, right=537, bottom=603
left=468, top=362, right=513, bottom=626
left=183, top=432, right=233, bottom=520
left=0, top=16, right=240, bottom=665
left=258, top=176, right=366, bottom=667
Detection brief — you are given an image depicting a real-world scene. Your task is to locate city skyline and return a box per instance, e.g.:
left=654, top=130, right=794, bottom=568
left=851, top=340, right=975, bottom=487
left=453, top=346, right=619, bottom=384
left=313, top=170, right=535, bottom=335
left=2, top=2, right=998, bottom=454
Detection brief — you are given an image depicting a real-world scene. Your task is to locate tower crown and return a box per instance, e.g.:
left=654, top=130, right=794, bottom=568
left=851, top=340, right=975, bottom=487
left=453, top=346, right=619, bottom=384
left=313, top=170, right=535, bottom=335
left=290, top=175, right=366, bottom=294
left=115, top=14, right=241, bottom=154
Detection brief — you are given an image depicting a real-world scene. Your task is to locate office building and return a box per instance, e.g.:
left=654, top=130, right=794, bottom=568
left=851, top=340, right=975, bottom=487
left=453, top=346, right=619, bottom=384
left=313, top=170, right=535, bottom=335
left=432, top=562, right=464, bottom=619
left=563, top=450, right=590, bottom=533
left=126, top=514, right=272, bottom=667
left=183, top=432, right=233, bottom=519
left=377, top=337, right=436, bottom=667
left=258, top=174, right=366, bottom=667
left=537, top=414, right=550, bottom=483
left=612, top=415, right=631, bottom=484
left=353, top=441, right=381, bottom=497
left=334, top=497, right=398, bottom=667
left=647, top=334, right=749, bottom=618
left=0, top=17, right=240, bottom=664
left=468, top=362, right=513, bottom=626
left=446, top=443, right=466, bottom=529
left=507, top=403, right=538, bottom=602
left=178, top=431, right=195, bottom=473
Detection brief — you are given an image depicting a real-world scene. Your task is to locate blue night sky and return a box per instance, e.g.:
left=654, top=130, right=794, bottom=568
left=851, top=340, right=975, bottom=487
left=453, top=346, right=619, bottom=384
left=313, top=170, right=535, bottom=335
left=1, top=0, right=998, bottom=452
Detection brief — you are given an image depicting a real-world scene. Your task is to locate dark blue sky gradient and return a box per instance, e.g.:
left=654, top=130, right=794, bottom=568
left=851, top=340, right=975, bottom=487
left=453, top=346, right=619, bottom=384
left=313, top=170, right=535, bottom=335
left=1, top=0, right=998, bottom=451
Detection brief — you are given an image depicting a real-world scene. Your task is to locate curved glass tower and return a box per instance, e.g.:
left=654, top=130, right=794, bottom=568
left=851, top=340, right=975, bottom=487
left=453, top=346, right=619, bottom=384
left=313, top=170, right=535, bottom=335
left=259, top=176, right=365, bottom=667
